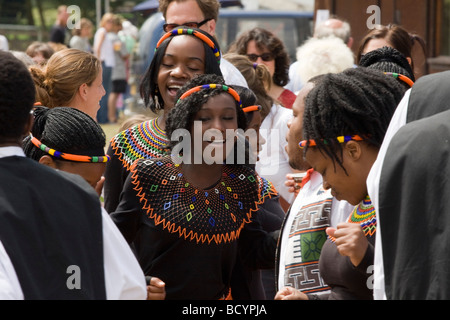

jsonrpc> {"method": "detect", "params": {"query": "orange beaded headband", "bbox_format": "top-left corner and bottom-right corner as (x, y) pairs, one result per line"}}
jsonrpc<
(384, 72), (414, 88)
(177, 84), (243, 108)
(155, 28), (221, 64)
(299, 135), (364, 149)
(30, 134), (110, 163)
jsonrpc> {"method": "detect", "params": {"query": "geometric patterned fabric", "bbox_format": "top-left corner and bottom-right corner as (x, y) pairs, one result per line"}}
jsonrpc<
(283, 187), (333, 294)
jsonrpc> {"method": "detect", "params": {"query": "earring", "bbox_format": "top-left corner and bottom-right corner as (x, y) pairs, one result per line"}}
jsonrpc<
(154, 95), (161, 110)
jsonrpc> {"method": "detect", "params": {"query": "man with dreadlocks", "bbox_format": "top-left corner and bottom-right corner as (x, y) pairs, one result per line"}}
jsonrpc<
(276, 67), (407, 300)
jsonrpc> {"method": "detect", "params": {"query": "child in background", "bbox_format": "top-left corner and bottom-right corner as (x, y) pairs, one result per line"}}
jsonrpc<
(108, 15), (130, 123)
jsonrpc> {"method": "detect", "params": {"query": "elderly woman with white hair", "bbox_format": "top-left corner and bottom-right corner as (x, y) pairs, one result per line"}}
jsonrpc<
(288, 36), (355, 93)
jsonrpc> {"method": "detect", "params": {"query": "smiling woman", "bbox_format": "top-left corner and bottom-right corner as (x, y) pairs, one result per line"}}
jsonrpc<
(29, 48), (104, 120)
(110, 73), (278, 300)
(103, 27), (223, 213)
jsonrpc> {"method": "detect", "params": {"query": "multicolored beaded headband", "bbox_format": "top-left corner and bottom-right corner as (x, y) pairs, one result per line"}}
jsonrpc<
(384, 72), (414, 88)
(299, 135), (364, 149)
(29, 134), (110, 163)
(177, 84), (243, 108)
(155, 28), (221, 64)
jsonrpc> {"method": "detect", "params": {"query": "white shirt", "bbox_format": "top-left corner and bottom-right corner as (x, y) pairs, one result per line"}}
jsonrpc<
(277, 170), (353, 290)
(0, 35), (8, 51)
(220, 57), (248, 88)
(285, 61), (303, 94)
(256, 104), (295, 204)
(94, 28), (115, 68)
(366, 89), (411, 300)
(0, 147), (147, 300)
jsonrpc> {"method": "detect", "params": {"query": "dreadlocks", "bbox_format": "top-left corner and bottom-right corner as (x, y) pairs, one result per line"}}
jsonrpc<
(359, 46), (415, 90)
(303, 67), (406, 171)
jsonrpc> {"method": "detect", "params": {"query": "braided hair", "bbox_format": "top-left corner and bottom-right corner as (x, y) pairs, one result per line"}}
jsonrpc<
(23, 106), (107, 161)
(303, 67), (406, 172)
(232, 85), (257, 125)
(359, 46), (415, 89)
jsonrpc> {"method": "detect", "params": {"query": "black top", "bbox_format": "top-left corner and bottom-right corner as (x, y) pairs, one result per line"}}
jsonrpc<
(380, 109), (450, 299)
(0, 156), (106, 299)
(111, 156), (278, 299)
(50, 24), (66, 44)
(379, 70), (450, 299)
(103, 119), (170, 213)
(318, 235), (375, 300)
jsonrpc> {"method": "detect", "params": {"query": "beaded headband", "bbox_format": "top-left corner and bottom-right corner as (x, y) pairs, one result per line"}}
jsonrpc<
(384, 72), (414, 88)
(29, 134), (110, 163)
(242, 105), (261, 113)
(299, 135), (364, 149)
(177, 84), (243, 108)
(155, 28), (221, 64)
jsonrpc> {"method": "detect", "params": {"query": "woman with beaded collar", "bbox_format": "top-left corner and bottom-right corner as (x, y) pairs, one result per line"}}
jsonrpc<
(103, 27), (223, 214)
(276, 67), (408, 300)
(110, 74), (277, 299)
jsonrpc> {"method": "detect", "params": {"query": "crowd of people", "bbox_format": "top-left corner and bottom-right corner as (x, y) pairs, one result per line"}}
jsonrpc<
(0, 0), (448, 301)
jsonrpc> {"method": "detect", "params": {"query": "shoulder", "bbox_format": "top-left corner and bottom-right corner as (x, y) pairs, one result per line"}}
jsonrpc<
(226, 165), (278, 199)
(393, 108), (450, 149)
(261, 104), (292, 129)
(220, 58), (249, 88)
(0, 157), (100, 206)
(131, 156), (177, 179)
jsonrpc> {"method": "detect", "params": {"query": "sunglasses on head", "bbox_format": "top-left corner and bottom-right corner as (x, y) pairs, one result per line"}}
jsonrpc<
(246, 53), (274, 62)
(163, 18), (212, 32)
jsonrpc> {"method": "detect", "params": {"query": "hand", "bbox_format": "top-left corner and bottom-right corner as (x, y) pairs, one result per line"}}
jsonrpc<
(326, 223), (368, 267)
(147, 277), (166, 300)
(285, 174), (300, 196)
(274, 287), (309, 300)
(95, 176), (105, 197)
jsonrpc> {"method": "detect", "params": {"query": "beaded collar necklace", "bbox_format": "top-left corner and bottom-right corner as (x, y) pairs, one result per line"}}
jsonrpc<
(328, 195), (376, 242)
(110, 117), (170, 171)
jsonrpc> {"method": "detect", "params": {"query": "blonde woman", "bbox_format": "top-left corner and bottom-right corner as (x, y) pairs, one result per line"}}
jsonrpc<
(30, 48), (105, 120)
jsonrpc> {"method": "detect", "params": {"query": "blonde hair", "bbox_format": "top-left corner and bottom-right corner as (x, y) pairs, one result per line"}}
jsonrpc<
(72, 18), (94, 36)
(223, 53), (273, 120)
(30, 48), (101, 108)
(100, 13), (115, 28)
